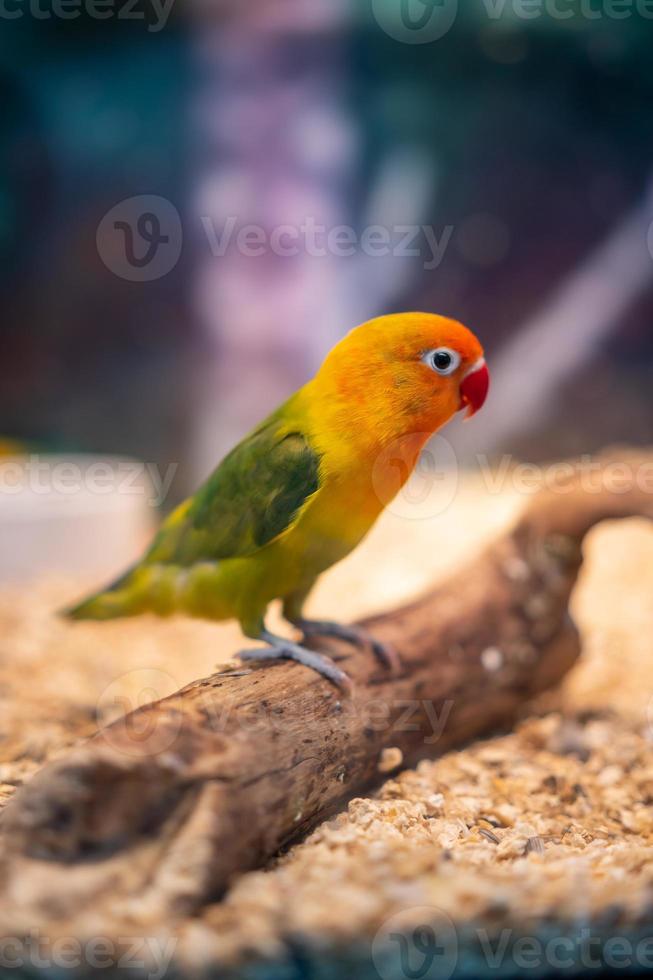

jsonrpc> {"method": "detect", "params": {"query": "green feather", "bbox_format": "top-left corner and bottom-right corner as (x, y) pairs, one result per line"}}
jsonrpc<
(65, 401), (322, 621)
(147, 411), (321, 566)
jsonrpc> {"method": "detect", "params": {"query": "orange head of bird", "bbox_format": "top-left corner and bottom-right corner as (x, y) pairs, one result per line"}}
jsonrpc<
(315, 312), (489, 446)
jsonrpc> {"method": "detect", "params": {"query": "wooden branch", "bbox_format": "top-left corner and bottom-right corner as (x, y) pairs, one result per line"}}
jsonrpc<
(1, 450), (651, 926)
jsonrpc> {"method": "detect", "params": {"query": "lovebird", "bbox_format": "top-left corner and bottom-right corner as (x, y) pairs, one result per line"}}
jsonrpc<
(67, 313), (489, 687)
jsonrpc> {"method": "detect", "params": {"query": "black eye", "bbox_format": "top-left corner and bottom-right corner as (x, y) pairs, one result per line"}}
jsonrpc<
(433, 351), (452, 371)
(424, 347), (461, 376)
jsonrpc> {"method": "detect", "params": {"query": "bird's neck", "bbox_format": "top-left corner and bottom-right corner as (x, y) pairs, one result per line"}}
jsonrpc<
(298, 379), (432, 482)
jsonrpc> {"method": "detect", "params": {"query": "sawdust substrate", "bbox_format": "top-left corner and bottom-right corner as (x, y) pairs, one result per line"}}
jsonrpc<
(1, 476), (652, 974)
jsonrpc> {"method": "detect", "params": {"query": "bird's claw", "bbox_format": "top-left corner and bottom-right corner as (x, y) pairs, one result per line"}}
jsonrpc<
(238, 639), (352, 691)
(369, 637), (402, 674)
(295, 619), (401, 675)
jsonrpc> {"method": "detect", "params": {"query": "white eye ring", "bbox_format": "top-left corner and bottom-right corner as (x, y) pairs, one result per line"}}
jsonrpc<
(423, 347), (461, 376)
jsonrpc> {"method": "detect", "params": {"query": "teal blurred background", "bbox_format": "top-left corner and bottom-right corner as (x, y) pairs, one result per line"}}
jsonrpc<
(1, 0), (652, 502)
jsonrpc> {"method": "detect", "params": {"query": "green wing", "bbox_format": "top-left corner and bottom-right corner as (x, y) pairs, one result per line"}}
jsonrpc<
(146, 413), (321, 566)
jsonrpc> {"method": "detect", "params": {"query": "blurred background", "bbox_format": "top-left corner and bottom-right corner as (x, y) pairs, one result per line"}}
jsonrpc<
(1, 0), (652, 577)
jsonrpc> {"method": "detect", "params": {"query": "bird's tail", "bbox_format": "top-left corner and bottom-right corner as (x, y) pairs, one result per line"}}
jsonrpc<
(63, 561), (184, 621)
(63, 566), (144, 621)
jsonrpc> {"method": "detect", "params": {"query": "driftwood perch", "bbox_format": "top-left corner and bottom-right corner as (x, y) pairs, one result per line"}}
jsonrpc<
(1, 451), (652, 926)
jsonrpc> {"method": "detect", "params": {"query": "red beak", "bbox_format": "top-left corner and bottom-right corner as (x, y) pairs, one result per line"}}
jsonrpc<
(460, 358), (490, 418)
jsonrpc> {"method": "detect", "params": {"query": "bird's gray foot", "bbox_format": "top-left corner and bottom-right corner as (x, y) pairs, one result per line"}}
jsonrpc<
(238, 629), (351, 691)
(293, 618), (401, 674)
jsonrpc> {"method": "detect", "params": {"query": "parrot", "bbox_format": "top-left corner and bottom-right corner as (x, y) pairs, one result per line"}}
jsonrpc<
(66, 313), (489, 688)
